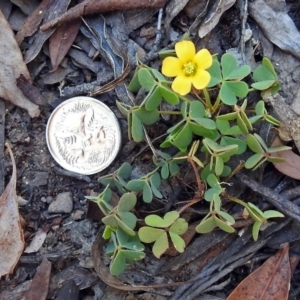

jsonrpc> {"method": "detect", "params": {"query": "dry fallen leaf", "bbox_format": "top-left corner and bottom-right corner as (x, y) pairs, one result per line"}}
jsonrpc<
(0, 143), (25, 278)
(271, 136), (300, 180)
(23, 258), (52, 300)
(49, 19), (82, 72)
(0, 10), (40, 118)
(228, 245), (291, 300)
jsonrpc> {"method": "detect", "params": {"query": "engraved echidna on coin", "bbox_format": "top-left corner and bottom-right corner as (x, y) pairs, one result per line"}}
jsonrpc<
(46, 97), (121, 175)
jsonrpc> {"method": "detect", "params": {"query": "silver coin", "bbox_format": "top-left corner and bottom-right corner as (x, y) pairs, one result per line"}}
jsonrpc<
(46, 96), (121, 175)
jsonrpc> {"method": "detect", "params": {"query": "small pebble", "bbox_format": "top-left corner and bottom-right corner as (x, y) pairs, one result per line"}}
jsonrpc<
(71, 210), (84, 221)
(41, 196), (47, 203)
(48, 192), (73, 214)
(46, 196), (53, 203)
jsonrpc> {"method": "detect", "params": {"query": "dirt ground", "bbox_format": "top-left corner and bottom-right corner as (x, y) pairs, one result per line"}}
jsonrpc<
(1, 0), (300, 299)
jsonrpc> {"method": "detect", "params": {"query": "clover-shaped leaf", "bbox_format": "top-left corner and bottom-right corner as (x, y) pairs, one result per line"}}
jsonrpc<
(153, 150), (181, 179)
(98, 162), (132, 194)
(127, 172), (162, 203)
(106, 228), (145, 275)
(102, 193), (137, 236)
(196, 215), (235, 234)
(138, 211), (188, 258)
(251, 57), (280, 93)
(208, 53), (250, 105)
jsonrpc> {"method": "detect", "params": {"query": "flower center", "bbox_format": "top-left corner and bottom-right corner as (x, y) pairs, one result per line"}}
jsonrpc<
(183, 61), (196, 76)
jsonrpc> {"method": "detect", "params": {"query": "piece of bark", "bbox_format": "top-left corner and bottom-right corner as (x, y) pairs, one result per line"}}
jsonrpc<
(0, 9), (40, 117)
(40, 0), (168, 31)
(16, 74), (48, 107)
(23, 258), (52, 300)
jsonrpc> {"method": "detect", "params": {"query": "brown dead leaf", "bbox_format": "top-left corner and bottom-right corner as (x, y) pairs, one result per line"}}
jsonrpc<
(40, 0), (168, 31)
(0, 143), (25, 278)
(0, 10), (40, 118)
(15, 0), (51, 45)
(271, 136), (300, 180)
(228, 245), (291, 300)
(23, 258), (52, 300)
(49, 19), (82, 72)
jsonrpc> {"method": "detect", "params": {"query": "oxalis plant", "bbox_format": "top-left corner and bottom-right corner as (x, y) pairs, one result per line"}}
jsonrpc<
(88, 40), (289, 275)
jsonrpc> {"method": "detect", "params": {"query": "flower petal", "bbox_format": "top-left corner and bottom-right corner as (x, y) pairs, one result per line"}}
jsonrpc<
(172, 75), (192, 95)
(175, 41), (195, 64)
(192, 69), (211, 90)
(193, 49), (213, 70)
(162, 57), (183, 77)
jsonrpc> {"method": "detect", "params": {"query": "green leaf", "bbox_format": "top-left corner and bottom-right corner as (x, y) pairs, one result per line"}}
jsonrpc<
(103, 226), (113, 239)
(263, 210), (284, 219)
(215, 156), (224, 176)
(189, 122), (220, 139)
(237, 113), (248, 134)
(159, 86), (179, 105)
(143, 182), (153, 203)
(161, 163), (170, 179)
(152, 232), (169, 258)
(121, 249), (145, 263)
(128, 70), (142, 92)
(207, 174), (222, 190)
(218, 211), (235, 224)
(204, 188), (222, 201)
(169, 232), (186, 253)
(253, 133), (269, 152)
(116, 227), (129, 246)
(245, 153), (264, 169)
(220, 82), (237, 105)
(225, 65), (251, 80)
(169, 218), (188, 235)
(116, 215), (136, 236)
(127, 179), (144, 192)
(131, 113), (144, 142)
(150, 181), (163, 198)
(118, 193), (137, 212)
(151, 69), (167, 81)
(150, 172), (161, 188)
(134, 107), (160, 125)
(247, 202), (265, 219)
(169, 162), (180, 176)
(246, 134), (264, 154)
(172, 123), (193, 151)
(102, 215), (118, 227)
(189, 101), (205, 118)
(207, 60), (222, 87)
(255, 100), (265, 116)
(144, 86), (162, 111)
(221, 53), (238, 79)
(226, 81), (249, 97)
(145, 211), (179, 227)
(118, 212), (137, 230)
(138, 227), (164, 243)
(138, 68), (156, 91)
(196, 216), (216, 233)
(117, 162), (132, 179)
(116, 100), (129, 117)
(110, 251), (126, 275)
(220, 136), (247, 154)
(253, 64), (276, 82)
(214, 216), (235, 233)
(252, 221), (262, 241)
(252, 81), (275, 90)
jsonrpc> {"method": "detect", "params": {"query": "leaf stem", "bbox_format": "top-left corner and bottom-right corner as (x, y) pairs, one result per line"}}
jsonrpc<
(202, 87), (213, 109)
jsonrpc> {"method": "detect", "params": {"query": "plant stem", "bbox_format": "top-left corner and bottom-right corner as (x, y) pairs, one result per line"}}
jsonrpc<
(158, 110), (182, 115)
(212, 94), (221, 113)
(202, 87), (212, 109)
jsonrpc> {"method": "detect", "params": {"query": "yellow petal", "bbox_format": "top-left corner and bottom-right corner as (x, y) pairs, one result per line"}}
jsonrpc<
(192, 69), (211, 90)
(175, 41), (195, 64)
(162, 57), (183, 77)
(193, 49), (213, 70)
(172, 75), (192, 95)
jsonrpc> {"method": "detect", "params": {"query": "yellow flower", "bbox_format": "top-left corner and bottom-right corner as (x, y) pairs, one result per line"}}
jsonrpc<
(162, 41), (213, 96)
